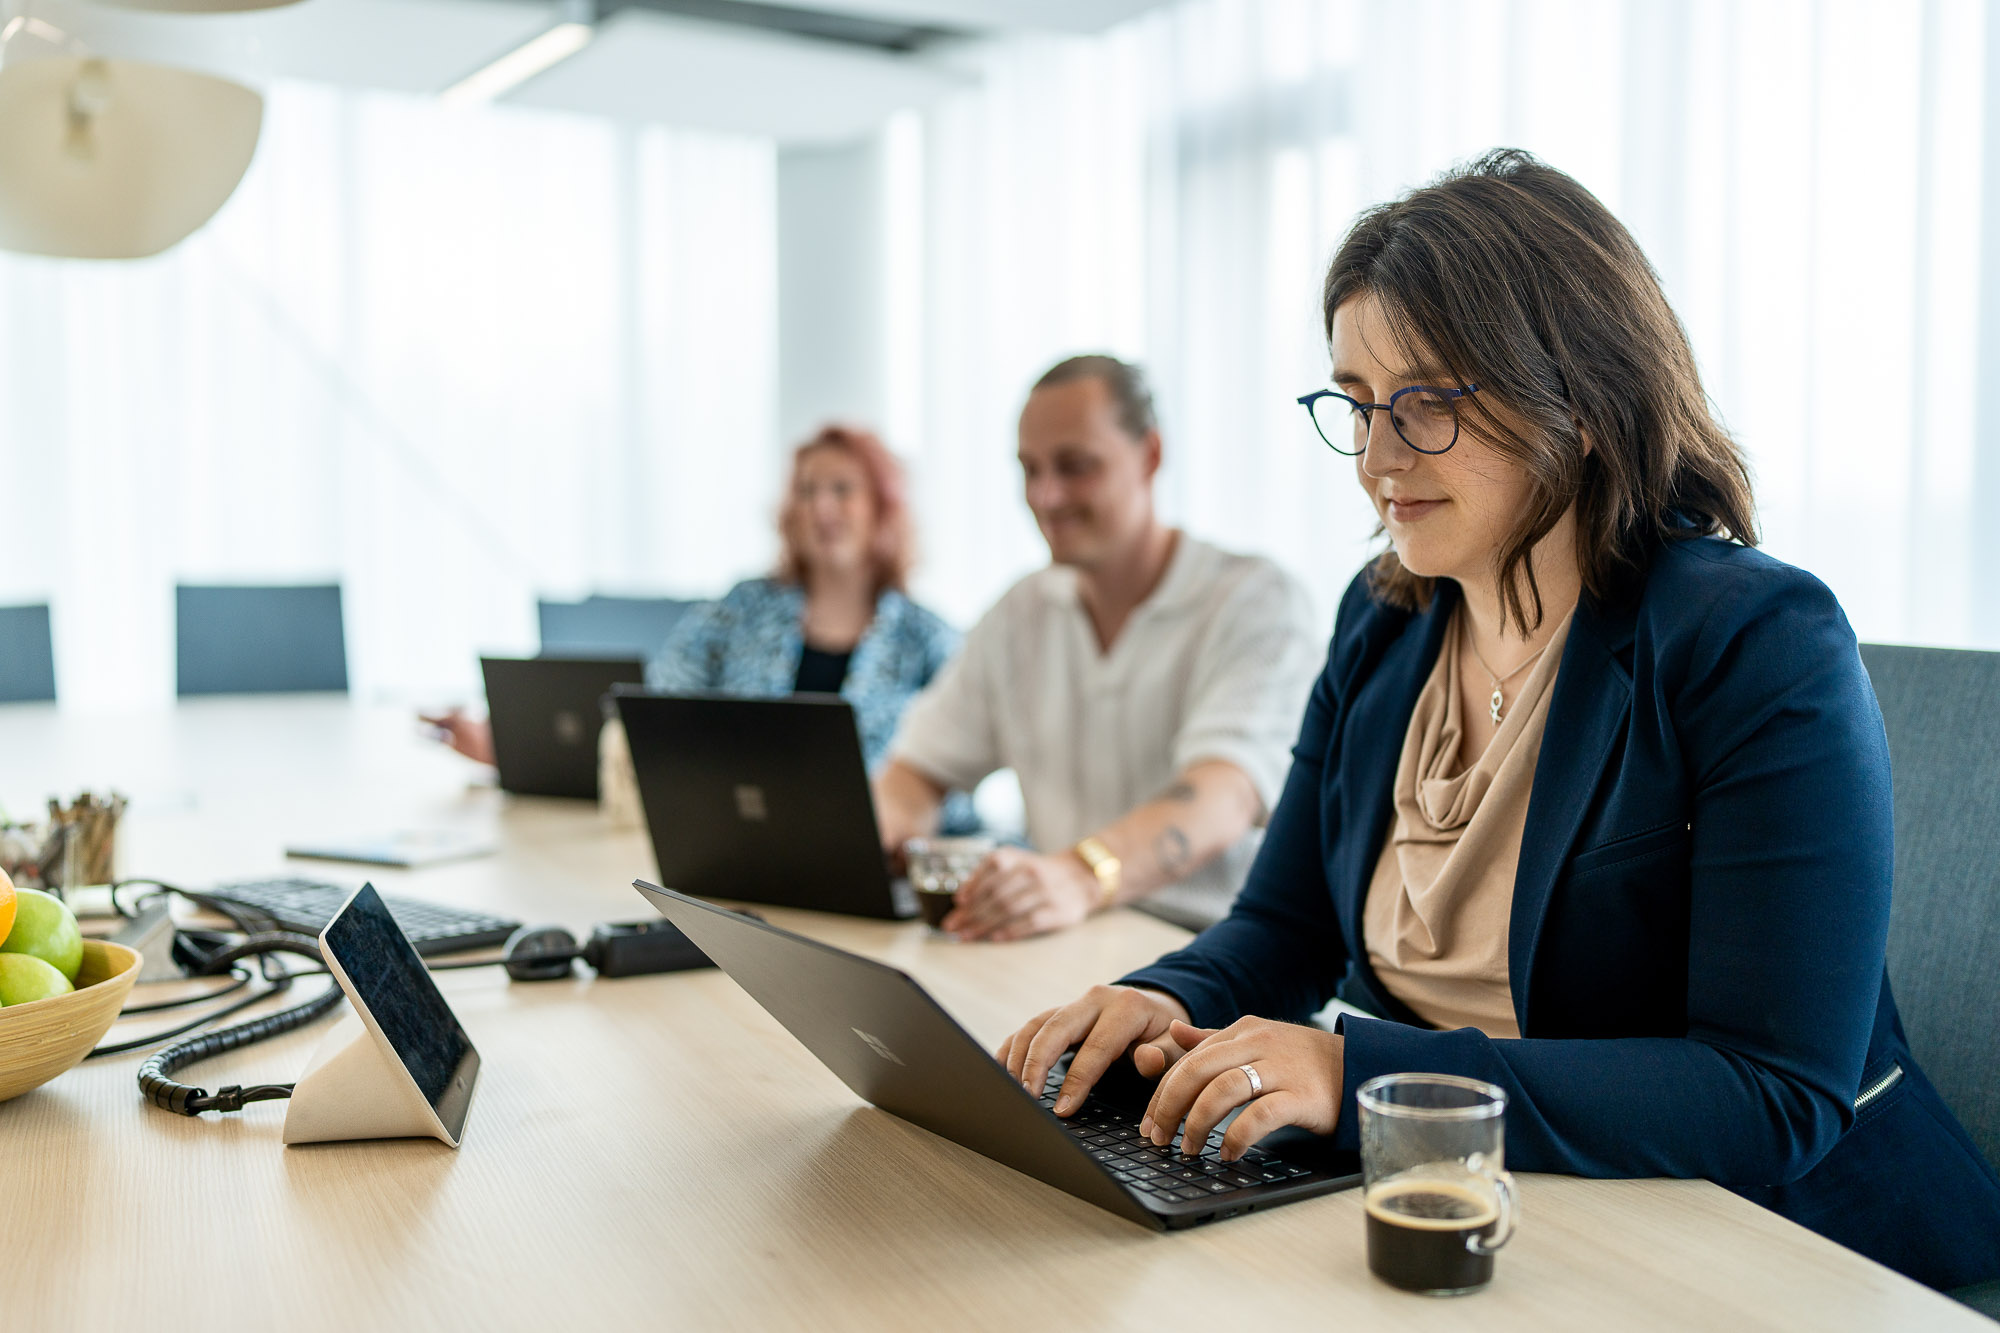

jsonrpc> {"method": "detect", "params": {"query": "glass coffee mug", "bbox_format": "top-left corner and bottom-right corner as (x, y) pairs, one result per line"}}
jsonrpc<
(903, 836), (995, 928)
(1356, 1073), (1518, 1296)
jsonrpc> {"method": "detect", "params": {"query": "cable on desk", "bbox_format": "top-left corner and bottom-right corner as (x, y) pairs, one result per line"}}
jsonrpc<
(90, 932), (323, 1058)
(129, 933), (347, 1116)
(107, 878), (185, 921)
(424, 954), (514, 972)
(96, 883), (304, 1029)
(115, 966), (253, 1015)
(91, 974), (279, 1056)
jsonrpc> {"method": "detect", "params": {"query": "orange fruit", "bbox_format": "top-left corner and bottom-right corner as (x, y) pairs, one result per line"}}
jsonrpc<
(0, 866), (14, 951)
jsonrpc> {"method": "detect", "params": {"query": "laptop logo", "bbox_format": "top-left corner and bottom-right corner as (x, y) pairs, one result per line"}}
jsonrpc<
(552, 710), (585, 745)
(733, 785), (768, 821)
(852, 1028), (905, 1066)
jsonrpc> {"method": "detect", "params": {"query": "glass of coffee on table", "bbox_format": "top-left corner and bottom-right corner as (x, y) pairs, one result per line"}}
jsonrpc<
(1357, 1073), (1518, 1296)
(903, 836), (995, 928)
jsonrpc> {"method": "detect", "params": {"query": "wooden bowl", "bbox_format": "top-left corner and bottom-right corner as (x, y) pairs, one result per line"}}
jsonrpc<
(0, 940), (141, 1102)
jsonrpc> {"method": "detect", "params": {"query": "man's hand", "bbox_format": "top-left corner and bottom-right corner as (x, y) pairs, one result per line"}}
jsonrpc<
(944, 847), (1098, 941)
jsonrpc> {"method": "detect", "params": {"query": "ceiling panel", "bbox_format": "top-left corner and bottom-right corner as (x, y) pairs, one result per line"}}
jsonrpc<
(26, 0), (556, 94)
(504, 9), (967, 142)
(16, 0), (1172, 144)
(754, 0), (1168, 35)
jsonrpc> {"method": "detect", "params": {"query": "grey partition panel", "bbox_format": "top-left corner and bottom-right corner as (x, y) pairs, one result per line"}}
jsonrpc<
(0, 604), (56, 703)
(537, 595), (695, 660)
(176, 584), (349, 696)
(1858, 642), (2000, 1173)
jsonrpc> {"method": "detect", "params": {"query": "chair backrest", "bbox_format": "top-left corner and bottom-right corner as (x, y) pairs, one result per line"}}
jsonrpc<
(537, 595), (695, 660)
(0, 603), (56, 703)
(176, 584), (348, 696)
(1859, 642), (2000, 1172)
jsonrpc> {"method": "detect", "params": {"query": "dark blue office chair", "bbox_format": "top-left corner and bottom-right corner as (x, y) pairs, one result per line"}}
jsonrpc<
(0, 603), (57, 703)
(176, 584), (349, 695)
(537, 595), (696, 660)
(1860, 642), (2000, 1318)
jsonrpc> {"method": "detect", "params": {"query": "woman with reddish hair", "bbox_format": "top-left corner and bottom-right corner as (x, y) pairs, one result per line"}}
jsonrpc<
(646, 424), (958, 775)
(429, 425), (958, 780)
(771, 425), (916, 601)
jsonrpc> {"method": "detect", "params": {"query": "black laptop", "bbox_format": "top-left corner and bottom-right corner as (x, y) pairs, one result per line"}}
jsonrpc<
(633, 881), (1362, 1229)
(480, 656), (646, 799)
(616, 692), (914, 919)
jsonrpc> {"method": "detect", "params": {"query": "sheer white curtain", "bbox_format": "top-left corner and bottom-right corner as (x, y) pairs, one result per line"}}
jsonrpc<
(0, 82), (778, 708)
(902, 0), (1997, 651)
(5, 3), (1988, 712)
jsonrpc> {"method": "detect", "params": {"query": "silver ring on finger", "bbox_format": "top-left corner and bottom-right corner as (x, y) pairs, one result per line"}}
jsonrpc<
(1239, 1063), (1263, 1097)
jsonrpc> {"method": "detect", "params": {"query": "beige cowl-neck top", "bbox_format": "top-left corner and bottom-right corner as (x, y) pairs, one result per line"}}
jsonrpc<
(1361, 606), (1573, 1038)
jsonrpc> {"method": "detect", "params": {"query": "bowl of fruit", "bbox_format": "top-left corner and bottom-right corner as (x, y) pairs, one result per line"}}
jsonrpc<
(0, 869), (140, 1102)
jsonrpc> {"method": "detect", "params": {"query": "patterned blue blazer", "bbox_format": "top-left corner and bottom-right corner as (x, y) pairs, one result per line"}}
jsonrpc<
(647, 578), (958, 775)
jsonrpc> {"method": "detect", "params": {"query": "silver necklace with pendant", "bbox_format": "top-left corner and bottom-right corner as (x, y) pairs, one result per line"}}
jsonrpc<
(1465, 621), (1551, 724)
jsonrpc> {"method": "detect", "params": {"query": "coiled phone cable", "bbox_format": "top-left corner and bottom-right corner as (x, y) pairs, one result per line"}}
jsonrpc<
(134, 932), (346, 1116)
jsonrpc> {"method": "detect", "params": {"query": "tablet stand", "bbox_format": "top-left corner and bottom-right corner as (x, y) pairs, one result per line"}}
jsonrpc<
(282, 1013), (451, 1145)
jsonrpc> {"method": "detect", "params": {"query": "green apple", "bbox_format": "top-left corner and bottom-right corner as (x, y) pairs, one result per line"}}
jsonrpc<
(0, 887), (83, 982)
(0, 951), (72, 1006)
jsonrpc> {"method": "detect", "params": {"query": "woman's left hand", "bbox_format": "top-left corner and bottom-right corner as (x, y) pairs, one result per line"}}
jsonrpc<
(1140, 1018), (1345, 1161)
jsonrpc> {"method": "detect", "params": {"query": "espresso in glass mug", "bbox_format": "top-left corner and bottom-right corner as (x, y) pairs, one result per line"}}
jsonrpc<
(904, 836), (995, 927)
(1357, 1073), (1518, 1296)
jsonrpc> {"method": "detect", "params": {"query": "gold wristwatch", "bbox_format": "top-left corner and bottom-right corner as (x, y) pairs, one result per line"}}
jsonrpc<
(1072, 836), (1122, 912)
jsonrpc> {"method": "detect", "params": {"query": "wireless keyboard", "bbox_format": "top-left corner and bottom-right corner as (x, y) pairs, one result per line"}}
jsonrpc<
(192, 877), (521, 956)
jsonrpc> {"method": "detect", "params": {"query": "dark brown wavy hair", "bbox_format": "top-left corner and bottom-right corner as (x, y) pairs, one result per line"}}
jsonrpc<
(1323, 148), (1757, 633)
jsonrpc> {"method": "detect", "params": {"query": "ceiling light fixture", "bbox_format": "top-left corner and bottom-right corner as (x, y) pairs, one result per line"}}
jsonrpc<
(0, 5), (263, 259)
(439, 5), (596, 108)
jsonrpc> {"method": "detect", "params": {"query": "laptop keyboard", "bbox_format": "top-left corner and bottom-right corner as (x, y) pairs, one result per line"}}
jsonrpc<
(193, 877), (521, 956)
(1038, 1069), (1313, 1205)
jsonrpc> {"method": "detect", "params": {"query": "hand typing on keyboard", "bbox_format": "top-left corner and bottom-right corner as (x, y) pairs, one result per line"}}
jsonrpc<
(1138, 1018), (1345, 1162)
(999, 983), (1195, 1117)
(1035, 1068), (1315, 1201)
(999, 984), (1347, 1163)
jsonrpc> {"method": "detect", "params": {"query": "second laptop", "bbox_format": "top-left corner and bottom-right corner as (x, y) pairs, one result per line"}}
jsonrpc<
(615, 691), (916, 919)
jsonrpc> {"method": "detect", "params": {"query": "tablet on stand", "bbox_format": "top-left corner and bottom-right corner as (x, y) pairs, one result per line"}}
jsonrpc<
(283, 883), (481, 1147)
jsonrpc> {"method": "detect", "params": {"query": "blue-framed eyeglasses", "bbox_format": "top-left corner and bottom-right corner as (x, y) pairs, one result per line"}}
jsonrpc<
(1296, 383), (1481, 456)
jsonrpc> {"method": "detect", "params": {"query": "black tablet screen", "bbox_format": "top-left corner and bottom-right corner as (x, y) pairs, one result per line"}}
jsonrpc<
(322, 884), (480, 1139)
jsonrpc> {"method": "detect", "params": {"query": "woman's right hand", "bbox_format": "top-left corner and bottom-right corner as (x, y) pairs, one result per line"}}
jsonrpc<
(997, 985), (1196, 1117)
(418, 710), (496, 766)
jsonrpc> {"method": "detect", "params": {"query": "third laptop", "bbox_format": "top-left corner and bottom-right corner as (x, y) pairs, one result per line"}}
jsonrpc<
(615, 691), (915, 919)
(481, 655), (646, 800)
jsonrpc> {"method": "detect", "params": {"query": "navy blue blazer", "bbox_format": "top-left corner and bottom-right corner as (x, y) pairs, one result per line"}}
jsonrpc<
(1122, 537), (2000, 1289)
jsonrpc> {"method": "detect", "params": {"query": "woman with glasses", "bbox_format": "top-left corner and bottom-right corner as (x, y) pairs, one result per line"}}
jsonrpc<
(1001, 150), (2000, 1292)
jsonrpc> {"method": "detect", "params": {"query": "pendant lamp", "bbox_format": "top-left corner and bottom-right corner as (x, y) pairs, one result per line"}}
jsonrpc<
(0, 14), (262, 259)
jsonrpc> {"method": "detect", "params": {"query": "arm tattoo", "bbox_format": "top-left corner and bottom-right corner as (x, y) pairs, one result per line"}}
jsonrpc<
(1154, 825), (1194, 880)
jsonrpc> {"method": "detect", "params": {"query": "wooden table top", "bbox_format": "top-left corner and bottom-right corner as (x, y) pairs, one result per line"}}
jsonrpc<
(0, 697), (1981, 1331)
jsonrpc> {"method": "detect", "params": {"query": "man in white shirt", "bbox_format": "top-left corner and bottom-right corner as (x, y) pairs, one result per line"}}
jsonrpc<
(874, 355), (1319, 940)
